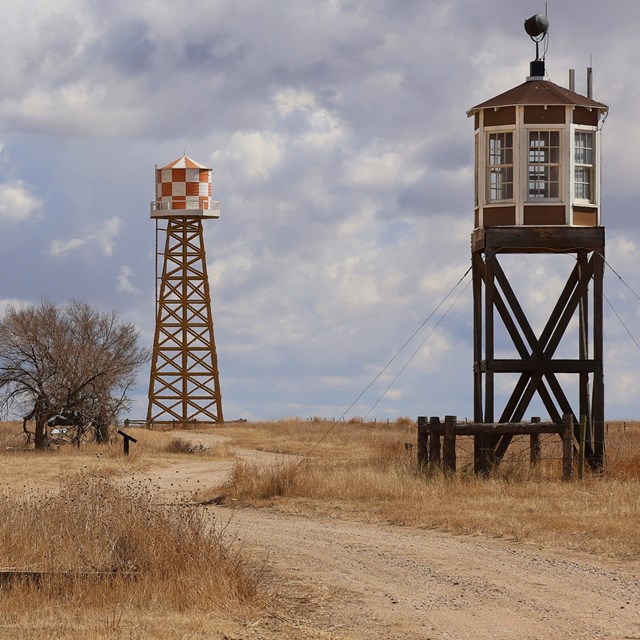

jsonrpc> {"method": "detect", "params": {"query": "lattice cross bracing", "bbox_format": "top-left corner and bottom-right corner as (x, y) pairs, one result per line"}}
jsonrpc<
(147, 217), (223, 423)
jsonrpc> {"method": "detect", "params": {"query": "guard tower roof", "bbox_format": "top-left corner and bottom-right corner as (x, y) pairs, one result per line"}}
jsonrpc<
(467, 79), (608, 117)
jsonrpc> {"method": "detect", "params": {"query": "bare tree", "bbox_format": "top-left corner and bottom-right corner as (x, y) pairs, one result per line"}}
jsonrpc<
(0, 300), (149, 449)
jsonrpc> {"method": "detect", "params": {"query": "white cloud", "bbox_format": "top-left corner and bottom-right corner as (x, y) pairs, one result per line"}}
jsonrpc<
(345, 149), (403, 188)
(0, 180), (41, 221)
(273, 87), (347, 151)
(49, 216), (122, 257)
(1, 0), (640, 423)
(213, 130), (285, 180)
(605, 369), (640, 408)
(117, 265), (139, 294)
(0, 298), (32, 315)
(49, 237), (86, 256)
(99, 217), (122, 255)
(274, 88), (316, 116)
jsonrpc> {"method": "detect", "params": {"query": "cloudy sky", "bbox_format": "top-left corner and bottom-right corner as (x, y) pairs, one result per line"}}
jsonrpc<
(1, 0), (640, 422)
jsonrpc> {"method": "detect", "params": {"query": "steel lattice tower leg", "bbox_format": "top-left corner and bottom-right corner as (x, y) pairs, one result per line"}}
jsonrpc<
(147, 217), (223, 424)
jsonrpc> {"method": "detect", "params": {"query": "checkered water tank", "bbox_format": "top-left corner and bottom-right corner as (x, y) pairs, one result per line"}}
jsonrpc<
(150, 155), (220, 218)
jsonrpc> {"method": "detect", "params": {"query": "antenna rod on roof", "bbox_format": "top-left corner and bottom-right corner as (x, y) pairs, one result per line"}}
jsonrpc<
(569, 68), (575, 92)
(587, 59), (593, 99)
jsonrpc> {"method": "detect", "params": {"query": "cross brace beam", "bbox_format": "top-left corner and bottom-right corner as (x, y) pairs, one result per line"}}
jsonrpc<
(472, 226), (605, 471)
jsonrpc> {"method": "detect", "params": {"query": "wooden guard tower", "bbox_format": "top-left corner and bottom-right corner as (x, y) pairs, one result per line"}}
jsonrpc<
(147, 155), (223, 425)
(468, 16), (609, 470)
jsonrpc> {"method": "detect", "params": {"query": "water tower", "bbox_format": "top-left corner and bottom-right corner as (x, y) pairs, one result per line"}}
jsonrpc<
(146, 155), (224, 425)
(467, 15), (608, 469)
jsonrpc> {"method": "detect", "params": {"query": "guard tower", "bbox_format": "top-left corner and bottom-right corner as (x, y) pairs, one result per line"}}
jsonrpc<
(468, 15), (608, 469)
(147, 155), (224, 425)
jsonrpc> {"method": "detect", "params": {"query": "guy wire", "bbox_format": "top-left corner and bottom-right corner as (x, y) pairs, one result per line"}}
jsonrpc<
(299, 264), (473, 462)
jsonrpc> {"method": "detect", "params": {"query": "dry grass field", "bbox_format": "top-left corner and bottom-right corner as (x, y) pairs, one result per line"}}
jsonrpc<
(0, 422), (260, 640)
(0, 477), (260, 639)
(0, 417), (638, 639)
(0, 422), (233, 491)
(206, 417), (640, 560)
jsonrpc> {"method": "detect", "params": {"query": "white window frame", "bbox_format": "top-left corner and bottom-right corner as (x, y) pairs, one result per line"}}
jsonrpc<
(573, 128), (596, 205)
(525, 129), (563, 202)
(486, 129), (515, 203)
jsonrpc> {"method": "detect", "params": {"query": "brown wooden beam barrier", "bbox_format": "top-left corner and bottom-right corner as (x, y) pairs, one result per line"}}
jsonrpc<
(443, 415), (456, 474)
(417, 416), (429, 469)
(416, 415), (573, 476)
(562, 414), (574, 481)
(530, 417), (541, 466)
(428, 416), (442, 467)
(483, 359), (599, 373)
(427, 421), (561, 436)
(592, 249), (605, 470)
(472, 253), (484, 422)
(472, 226), (605, 254)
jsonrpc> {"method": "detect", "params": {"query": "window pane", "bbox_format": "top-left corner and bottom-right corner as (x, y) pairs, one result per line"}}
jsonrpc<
(474, 134), (478, 207)
(528, 130), (561, 200)
(504, 147), (513, 164)
(490, 167), (513, 200)
(574, 131), (595, 202)
(487, 132), (514, 202)
(575, 166), (592, 200)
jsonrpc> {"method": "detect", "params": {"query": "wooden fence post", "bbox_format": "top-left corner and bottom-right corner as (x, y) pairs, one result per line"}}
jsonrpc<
(443, 415), (457, 474)
(428, 416), (442, 467)
(578, 415), (587, 480)
(530, 416), (541, 466)
(417, 417), (429, 469)
(562, 414), (573, 481)
(117, 430), (138, 456)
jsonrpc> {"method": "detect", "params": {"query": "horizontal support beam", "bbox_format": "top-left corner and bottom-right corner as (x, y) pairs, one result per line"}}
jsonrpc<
(475, 359), (601, 373)
(472, 226), (605, 254)
(428, 421), (563, 436)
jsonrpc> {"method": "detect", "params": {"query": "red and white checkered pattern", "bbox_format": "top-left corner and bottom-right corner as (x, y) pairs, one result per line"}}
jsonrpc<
(154, 155), (213, 210)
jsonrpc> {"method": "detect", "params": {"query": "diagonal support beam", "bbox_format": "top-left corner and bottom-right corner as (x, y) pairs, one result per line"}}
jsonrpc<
(471, 226), (604, 470)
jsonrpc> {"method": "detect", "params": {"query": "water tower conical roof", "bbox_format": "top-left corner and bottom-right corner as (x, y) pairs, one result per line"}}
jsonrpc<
(159, 155), (210, 170)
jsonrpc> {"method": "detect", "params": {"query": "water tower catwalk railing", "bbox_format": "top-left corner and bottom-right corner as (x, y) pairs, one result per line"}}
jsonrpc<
(150, 200), (220, 214)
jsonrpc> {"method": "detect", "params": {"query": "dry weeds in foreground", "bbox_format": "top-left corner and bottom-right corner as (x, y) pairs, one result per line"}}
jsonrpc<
(0, 421), (347, 639)
(0, 475), (262, 639)
(207, 418), (640, 560)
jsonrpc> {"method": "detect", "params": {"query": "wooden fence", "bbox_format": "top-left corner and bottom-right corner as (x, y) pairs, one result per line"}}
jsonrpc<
(417, 414), (574, 480)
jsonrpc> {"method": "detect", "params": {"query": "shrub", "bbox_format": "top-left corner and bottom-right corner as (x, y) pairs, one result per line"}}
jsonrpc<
(0, 475), (260, 610)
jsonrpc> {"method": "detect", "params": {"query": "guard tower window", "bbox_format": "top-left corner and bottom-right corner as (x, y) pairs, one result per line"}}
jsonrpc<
(487, 132), (514, 201)
(528, 131), (560, 199)
(574, 131), (594, 202)
(474, 133), (479, 206)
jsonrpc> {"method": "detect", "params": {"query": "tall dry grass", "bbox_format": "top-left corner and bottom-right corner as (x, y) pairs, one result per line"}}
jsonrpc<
(0, 474), (262, 638)
(221, 416), (414, 461)
(207, 418), (640, 560)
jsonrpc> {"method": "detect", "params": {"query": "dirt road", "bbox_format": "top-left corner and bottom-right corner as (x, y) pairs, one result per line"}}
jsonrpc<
(219, 507), (640, 640)
(136, 432), (640, 640)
